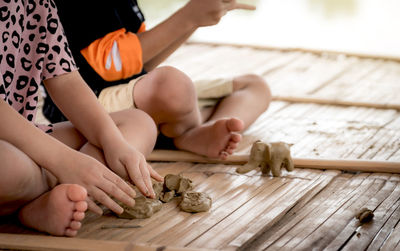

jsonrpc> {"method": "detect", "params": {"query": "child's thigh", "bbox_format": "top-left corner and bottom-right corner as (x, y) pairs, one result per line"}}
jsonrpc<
(109, 108), (158, 155)
(49, 121), (87, 150)
(0, 140), (51, 207)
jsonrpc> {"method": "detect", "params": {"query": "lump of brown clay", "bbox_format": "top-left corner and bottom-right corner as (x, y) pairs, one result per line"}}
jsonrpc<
(164, 174), (193, 193)
(236, 140), (294, 177)
(153, 181), (164, 200)
(117, 196), (162, 219)
(356, 208), (374, 224)
(179, 191), (212, 213)
(177, 176), (193, 193)
(159, 190), (175, 203)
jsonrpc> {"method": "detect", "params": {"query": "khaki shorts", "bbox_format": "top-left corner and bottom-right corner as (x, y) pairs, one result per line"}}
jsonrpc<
(98, 76), (233, 113)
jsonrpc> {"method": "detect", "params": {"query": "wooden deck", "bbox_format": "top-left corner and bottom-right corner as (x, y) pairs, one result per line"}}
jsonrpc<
(1, 42), (400, 250)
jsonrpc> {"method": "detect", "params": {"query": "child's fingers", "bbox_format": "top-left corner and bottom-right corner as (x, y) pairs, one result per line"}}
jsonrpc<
(127, 161), (150, 197)
(105, 170), (136, 199)
(148, 163), (164, 182)
(89, 186), (125, 214)
(86, 197), (103, 215)
(102, 174), (136, 208)
(139, 161), (155, 198)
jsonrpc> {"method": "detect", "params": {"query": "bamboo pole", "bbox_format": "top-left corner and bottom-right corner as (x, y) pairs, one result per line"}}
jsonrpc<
(271, 95), (400, 110)
(148, 150), (400, 174)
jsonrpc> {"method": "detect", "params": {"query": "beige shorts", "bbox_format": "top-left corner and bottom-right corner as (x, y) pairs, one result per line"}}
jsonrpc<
(98, 76), (233, 113)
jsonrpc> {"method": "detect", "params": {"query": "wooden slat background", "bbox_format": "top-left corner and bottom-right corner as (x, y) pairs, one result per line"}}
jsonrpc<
(1, 43), (400, 250)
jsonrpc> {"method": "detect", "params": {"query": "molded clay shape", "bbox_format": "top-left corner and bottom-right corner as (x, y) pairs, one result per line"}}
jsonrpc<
(179, 191), (212, 213)
(117, 196), (162, 219)
(153, 181), (164, 200)
(164, 174), (193, 193)
(263, 141), (294, 177)
(237, 140), (270, 174)
(236, 140), (294, 177)
(159, 190), (175, 203)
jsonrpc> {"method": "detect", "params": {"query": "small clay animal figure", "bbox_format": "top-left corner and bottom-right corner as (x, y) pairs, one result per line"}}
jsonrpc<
(263, 142), (294, 177)
(179, 191), (212, 213)
(237, 140), (269, 174)
(236, 140), (294, 177)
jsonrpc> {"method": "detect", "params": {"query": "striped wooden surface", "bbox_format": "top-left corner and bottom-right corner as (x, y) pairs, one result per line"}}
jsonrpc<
(1, 43), (400, 250)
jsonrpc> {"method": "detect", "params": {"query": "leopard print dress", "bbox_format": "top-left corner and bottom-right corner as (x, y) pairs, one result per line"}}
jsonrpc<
(0, 0), (76, 132)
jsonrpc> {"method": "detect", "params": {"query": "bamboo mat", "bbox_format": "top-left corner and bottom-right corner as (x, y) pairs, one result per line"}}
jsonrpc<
(1, 43), (400, 250)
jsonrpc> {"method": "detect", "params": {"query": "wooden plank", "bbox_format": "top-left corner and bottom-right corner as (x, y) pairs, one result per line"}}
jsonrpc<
(341, 182), (400, 250)
(166, 174), (292, 247)
(0, 233), (206, 251)
(231, 170), (340, 250)
(262, 173), (371, 250)
(325, 181), (400, 250)
(187, 170), (326, 249)
(295, 174), (394, 250)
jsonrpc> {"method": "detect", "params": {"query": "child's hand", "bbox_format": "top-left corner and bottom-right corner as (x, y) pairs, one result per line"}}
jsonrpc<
(185, 0), (256, 27)
(103, 139), (163, 198)
(54, 150), (137, 215)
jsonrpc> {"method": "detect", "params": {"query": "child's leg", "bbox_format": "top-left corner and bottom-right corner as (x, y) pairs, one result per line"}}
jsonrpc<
(203, 74), (271, 128)
(173, 74), (271, 159)
(49, 108), (158, 187)
(0, 140), (87, 237)
(133, 66), (247, 158)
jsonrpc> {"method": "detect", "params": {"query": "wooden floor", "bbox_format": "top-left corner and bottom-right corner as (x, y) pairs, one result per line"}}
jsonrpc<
(1, 43), (400, 250)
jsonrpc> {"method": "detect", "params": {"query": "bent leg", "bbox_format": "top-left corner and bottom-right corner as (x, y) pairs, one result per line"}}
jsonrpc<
(0, 140), (87, 237)
(174, 74), (271, 159)
(204, 74), (271, 128)
(133, 66), (201, 138)
(50, 108), (158, 181)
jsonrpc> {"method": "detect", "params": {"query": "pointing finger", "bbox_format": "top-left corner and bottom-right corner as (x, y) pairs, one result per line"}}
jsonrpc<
(230, 3), (256, 11)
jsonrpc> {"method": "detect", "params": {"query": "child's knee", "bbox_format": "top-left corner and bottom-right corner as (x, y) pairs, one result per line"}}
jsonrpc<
(234, 74), (271, 102)
(115, 108), (158, 141)
(150, 66), (197, 115)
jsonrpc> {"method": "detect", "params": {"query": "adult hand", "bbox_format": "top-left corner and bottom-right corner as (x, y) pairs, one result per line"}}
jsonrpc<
(184, 0), (256, 27)
(103, 139), (163, 199)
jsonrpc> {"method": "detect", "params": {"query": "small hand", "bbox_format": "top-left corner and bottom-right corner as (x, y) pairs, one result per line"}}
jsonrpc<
(104, 140), (163, 198)
(185, 0), (256, 27)
(55, 150), (137, 215)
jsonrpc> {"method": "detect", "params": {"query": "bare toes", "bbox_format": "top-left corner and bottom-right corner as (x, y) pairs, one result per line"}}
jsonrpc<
(75, 201), (88, 212)
(231, 133), (242, 143)
(73, 211), (85, 221)
(69, 221), (82, 230)
(65, 229), (78, 237)
(67, 184), (88, 202)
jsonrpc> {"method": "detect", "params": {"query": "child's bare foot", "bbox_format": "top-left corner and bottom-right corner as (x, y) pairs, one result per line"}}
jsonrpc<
(18, 184), (88, 237)
(174, 118), (244, 159)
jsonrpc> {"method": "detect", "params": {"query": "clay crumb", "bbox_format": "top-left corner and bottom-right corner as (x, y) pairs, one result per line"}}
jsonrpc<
(356, 208), (374, 224)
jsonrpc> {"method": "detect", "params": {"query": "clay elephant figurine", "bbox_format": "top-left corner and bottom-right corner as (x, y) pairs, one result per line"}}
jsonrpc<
(236, 140), (294, 177)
